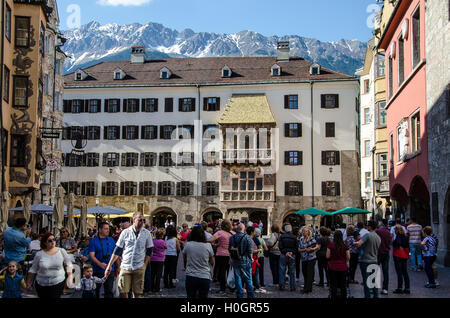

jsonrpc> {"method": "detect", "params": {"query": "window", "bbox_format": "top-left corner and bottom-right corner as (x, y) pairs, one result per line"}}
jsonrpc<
(68, 182), (80, 195)
(398, 36), (405, 85)
(5, 4), (11, 41)
(364, 80), (370, 94)
(321, 151), (340, 165)
(411, 112), (421, 153)
(179, 98), (195, 112)
(165, 98), (173, 112)
(202, 182), (219, 196)
(377, 153), (388, 178)
(412, 7), (421, 68)
(89, 100), (100, 113)
(161, 71), (168, 79)
(177, 152), (194, 166)
(271, 65), (280, 76)
(159, 181), (173, 196)
(364, 108), (371, 124)
(102, 182), (118, 196)
(86, 153), (99, 167)
(10, 135), (26, 167)
(285, 151), (302, 166)
(141, 126), (157, 140)
(124, 99), (139, 112)
(76, 73), (82, 81)
(121, 182), (137, 196)
(203, 125), (218, 139)
(122, 153), (139, 167)
(232, 178), (239, 190)
(388, 56), (393, 99)
(103, 153), (119, 167)
(123, 126), (138, 140)
(325, 122), (335, 137)
(140, 182), (155, 196)
(377, 102), (387, 127)
(177, 181), (193, 196)
(142, 98), (158, 112)
(114, 72), (121, 80)
(322, 181), (341, 196)
(159, 152), (174, 166)
(105, 99), (120, 113)
(377, 54), (385, 77)
(178, 125), (194, 139)
(3, 66), (10, 103)
(84, 182), (97, 196)
(13, 76), (28, 107)
(161, 125), (175, 140)
(71, 100), (83, 113)
(237, 171), (262, 191)
(104, 126), (120, 140)
(321, 94), (339, 108)
(203, 97), (220, 111)
(284, 95), (298, 109)
(141, 153), (157, 167)
(203, 151), (219, 166)
(364, 140), (371, 157)
(365, 172), (372, 190)
(15, 17), (30, 47)
(390, 133), (394, 169)
(284, 123), (302, 137)
(87, 126), (100, 140)
(222, 69), (230, 77)
(285, 181), (303, 196)
(63, 153), (84, 167)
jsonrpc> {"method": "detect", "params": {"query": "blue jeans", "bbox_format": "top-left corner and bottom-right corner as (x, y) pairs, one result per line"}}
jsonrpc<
(409, 243), (423, 270)
(279, 254), (296, 288)
(377, 253), (389, 291)
(268, 254), (280, 284)
(360, 262), (379, 298)
(233, 263), (255, 298)
(423, 256), (436, 285)
(253, 264), (260, 289)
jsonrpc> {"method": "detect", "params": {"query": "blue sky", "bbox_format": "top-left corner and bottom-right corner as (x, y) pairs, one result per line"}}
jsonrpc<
(58, 0), (382, 42)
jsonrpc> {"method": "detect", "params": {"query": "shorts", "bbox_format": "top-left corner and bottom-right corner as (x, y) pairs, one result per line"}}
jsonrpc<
(118, 265), (147, 295)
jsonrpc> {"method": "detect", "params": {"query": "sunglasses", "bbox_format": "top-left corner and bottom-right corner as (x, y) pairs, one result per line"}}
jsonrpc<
(47, 239), (55, 243)
(138, 219), (146, 223)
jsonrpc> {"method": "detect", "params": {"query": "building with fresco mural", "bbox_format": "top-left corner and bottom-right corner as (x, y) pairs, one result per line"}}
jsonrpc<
(61, 42), (361, 233)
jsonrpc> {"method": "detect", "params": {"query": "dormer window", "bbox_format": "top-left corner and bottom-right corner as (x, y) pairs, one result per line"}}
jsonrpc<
(115, 72), (121, 80)
(271, 64), (281, 76)
(222, 66), (232, 78)
(74, 69), (88, 81)
(310, 63), (321, 75)
(114, 68), (125, 80)
(76, 73), (82, 80)
(160, 67), (171, 79)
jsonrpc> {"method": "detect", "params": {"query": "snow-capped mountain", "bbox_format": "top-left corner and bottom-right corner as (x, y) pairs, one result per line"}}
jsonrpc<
(62, 21), (366, 76)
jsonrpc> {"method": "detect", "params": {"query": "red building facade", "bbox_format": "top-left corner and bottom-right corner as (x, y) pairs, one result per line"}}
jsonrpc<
(378, 0), (430, 226)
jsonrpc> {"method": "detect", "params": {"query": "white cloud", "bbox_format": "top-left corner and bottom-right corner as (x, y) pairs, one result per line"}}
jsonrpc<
(97, 0), (152, 6)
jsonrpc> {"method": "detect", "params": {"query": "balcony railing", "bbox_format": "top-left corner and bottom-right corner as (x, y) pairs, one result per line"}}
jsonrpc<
(222, 149), (273, 164)
(221, 190), (274, 202)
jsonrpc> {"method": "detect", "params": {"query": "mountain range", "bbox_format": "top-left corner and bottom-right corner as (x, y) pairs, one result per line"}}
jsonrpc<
(62, 21), (366, 76)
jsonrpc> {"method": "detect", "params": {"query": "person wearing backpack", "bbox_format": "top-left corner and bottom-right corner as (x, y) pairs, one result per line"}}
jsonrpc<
(228, 223), (255, 298)
(278, 224), (298, 292)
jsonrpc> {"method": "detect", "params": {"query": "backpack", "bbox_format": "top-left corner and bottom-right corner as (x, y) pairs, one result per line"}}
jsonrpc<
(229, 234), (245, 260)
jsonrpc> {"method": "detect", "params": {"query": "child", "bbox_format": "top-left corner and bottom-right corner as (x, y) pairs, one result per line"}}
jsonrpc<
(150, 229), (167, 293)
(75, 264), (106, 298)
(0, 261), (26, 298)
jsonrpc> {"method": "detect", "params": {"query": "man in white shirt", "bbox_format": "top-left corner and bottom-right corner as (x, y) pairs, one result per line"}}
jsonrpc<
(105, 212), (153, 298)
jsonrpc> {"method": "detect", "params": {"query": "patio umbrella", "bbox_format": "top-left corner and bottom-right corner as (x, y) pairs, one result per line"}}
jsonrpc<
(332, 207), (372, 215)
(87, 205), (129, 215)
(79, 197), (88, 238)
(0, 191), (11, 232)
(9, 204), (79, 215)
(23, 195), (31, 224)
(53, 184), (66, 235)
(295, 208), (333, 228)
(66, 192), (76, 236)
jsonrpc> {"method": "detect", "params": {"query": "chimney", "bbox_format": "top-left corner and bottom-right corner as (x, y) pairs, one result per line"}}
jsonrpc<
(131, 46), (145, 64)
(277, 41), (290, 62)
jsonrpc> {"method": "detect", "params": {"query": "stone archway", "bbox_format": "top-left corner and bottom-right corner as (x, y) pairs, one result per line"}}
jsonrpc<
(202, 208), (223, 223)
(391, 184), (408, 222)
(151, 207), (177, 228)
(409, 176), (431, 226)
(282, 210), (305, 228)
(249, 210), (268, 235)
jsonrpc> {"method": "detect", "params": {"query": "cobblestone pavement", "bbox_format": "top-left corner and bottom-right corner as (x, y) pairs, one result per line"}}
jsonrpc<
(10, 255), (450, 299)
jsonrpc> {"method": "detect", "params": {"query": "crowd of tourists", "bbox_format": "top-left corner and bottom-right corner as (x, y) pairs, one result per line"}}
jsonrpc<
(0, 213), (440, 299)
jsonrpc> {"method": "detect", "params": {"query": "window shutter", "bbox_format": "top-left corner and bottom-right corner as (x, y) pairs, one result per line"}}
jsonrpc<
(141, 99), (146, 112)
(83, 126), (88, 139)
(336, 182), (341, 196)
(63, 100), (72, 113)
(141, 126), (146, 140)
(139, 182), (144, 196)
(216, 98), (220, 111)
(115, 126), (121, 139)
(95, 127), (100, 140)
(321, 95), (325, 108)
(160, 126), (165, 140)
(83, 100), (89, 112)
(214, 182), (219, 196)
(299, 152), (303, 165)
(189, 182), (194, 196)
(122, 126), (127, 140)
(102, 153), (107, 166)
(178, 98), (183, 112)
(94, 182), (98, 196)
(113, 182), (118, 196)
(104, 99), (109, 112)
(299, 182), (303, 196)
(299, 123), (302, 137)
(322, 182), (327, 196)
(151, 182), (156, 195)
(136, 99), (140, 112)
(176, 182), (181, 196)
(121, 153), (126, 166)
(159, 153), (163, 166)
(191, 98), (196, 112)
(335, 151), (340, 165)
(157, 182), (162, 195)
(165, 98), (173, 112)
(203, 97), (208, 111)
(140, 153), (145, 166)
(134, 153), (139, 166)
(284, 123), (289, 137)
(154, 99), (158, 112)
(103, 126), (108, 140)
(322, 152), (326, 165)
(133, 182), (137, 195)
(284, 95), (289, 109)
(151, 153), (157, 166)
(285, 182), (289, 196)
(169, 182), (175, 195)
(81, 154), (87, 167)
(122, 99), (127, 112)
(101, 182), (106, 195)
(134, 126), (139, 139)
(152, 126), (157, 140)
(335, 95), (339, 108)
(81, 182), (86, 196)
(120, 182), (124, 195)
(284, 151), (289, 165)
(202, 182), (206, 195)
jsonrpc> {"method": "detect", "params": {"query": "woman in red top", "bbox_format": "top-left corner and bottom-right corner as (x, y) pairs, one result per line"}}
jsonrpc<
(178, 223), (191, 270)
(326, 230), (350, 299)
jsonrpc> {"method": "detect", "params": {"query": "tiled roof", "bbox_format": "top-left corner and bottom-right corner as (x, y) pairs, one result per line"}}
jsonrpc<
(64, 56), (356, 87)
(218, 94), (276, 125)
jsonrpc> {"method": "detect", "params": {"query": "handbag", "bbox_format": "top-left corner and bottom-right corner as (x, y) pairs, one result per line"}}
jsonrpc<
(227, 266), (235, 289)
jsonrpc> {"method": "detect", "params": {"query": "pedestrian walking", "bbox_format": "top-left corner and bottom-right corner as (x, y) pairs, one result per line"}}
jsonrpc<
(0, 261), (26, 298)
(278, 224), (298, 292)
(228, 223), (255, 298)
(104, 212), (154, 298)
(88, 222), (117, 298)
(298, 227), (319, 294)
(255, 228), (267, 289)
(75, 264), (106, 298)
(3, 218), (31, 267)
(392, 225), (410, 294)
(376, 219), (391, 295)
(326, 230), (350, 299)
(345, 225), (359, 284)
(407, 217), (423, 271)
(316, 227), (331, 287)
(183, 226), (214, 299)
(421, 226), (438, 288)
(355, 220), (381, 298)
(267, 224), (281, 286)
(164, 225), (180, 289)
(26, 232), (73, 298)
(150, 228), (167, 293)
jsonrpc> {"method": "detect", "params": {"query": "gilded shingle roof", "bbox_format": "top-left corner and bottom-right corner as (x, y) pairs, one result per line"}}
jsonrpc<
(218, 94), (276, 125)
